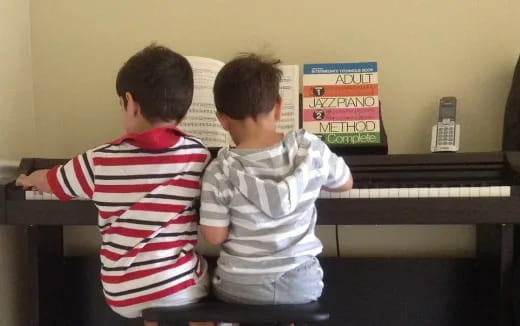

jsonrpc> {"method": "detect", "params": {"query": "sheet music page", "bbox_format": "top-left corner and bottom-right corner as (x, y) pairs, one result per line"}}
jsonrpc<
(181, 59), (300, 146)
(179, 56), (230, 147)
(277, 64), (300, 134)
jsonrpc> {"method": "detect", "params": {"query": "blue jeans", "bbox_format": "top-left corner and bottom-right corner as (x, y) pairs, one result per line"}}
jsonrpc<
(212, 257), (323, 305)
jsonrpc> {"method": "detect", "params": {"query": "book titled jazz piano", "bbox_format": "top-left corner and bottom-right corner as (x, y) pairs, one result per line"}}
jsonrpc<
(302, 62), (381, 146)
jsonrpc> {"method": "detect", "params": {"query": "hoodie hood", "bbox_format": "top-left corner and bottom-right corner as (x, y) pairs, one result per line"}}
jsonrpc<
(217, 130), (316, 219)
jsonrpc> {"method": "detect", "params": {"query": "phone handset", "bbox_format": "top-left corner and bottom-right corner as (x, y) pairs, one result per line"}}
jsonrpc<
(431, 97), (460, 152)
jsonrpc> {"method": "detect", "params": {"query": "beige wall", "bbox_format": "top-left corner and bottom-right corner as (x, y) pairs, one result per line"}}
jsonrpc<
(1, 0), (36, 158)
(29, 0), (520, 156)
(0, 0), (35, 325)
(25, 1), (520, 255)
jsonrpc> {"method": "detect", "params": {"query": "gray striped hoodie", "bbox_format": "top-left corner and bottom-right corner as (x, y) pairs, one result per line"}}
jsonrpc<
(200, 130), (350, 284)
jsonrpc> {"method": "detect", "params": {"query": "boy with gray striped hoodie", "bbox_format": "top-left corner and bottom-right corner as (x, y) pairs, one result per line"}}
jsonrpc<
(199, 54), (353, 305)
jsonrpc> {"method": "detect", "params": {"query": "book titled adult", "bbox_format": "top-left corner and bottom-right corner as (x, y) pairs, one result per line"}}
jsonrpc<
(302, 62), (381, 147)
(179, 56), (300, 147)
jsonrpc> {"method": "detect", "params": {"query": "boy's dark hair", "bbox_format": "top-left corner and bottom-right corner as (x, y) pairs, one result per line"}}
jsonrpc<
(116, 44), (193, 122)
(213, 54), (282, 119)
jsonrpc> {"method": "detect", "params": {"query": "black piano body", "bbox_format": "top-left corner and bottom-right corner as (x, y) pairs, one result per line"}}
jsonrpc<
(2, 151), (520, 326)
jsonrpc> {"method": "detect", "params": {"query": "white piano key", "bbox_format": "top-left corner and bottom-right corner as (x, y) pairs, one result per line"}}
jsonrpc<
(331, 191), (341, 199)
(349, 189), (360, 199)
(418, 188), (429, 198)
(379, 188), (389, 198)
(448, 187), (460, 197)
(368, 188), (380, 199)
(459, 187), (470, 197)
(319, 190), (327, 198)
(469, 187), (480, 197)
(388, 188), (399, 198)
(42, 193), (53, 200)
(358, 188), (369, 198)
(408, 188), (419, 198)
(320, 190), (331, 199)
(479, 186), (491, 197)
(339, 191), (349, 199)
(428, 187), (439, 198)
(398, 188), (409, 198)
(29, 191), (42, 200)
(500, 186), (511, 197)
(438, 187), (450, 198)
(489, 186), (501, 197)
(25, 191), (34, 200)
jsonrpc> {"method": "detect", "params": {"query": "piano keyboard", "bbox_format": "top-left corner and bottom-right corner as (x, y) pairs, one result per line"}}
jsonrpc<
(320, 186), (512, 199)
(24, 191), (87, 200)
(24, 186), (512, 200)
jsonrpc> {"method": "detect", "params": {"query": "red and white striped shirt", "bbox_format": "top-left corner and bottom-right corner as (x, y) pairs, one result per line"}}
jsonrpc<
(47, 126), (210, 315)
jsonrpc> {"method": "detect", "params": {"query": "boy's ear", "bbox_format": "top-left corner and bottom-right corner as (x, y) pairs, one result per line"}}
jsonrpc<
(216, 112), (230, 131)
(125, 92), (140, 117)
(274, 96), (283, 121)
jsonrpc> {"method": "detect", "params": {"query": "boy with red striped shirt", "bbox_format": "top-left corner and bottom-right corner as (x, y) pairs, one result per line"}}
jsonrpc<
(16, 45), (213, 326)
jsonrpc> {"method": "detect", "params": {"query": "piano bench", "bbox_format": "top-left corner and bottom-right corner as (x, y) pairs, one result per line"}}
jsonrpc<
(142, 300), (330, 326)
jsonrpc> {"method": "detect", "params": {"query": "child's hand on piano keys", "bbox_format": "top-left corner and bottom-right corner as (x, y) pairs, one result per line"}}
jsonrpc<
(16, 174), (35, 190)
(15, 169), (51, 193)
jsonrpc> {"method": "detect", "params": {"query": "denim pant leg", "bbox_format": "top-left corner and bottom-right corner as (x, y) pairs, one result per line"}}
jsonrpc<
(212, 257), (323, 305)
(273, 257), (324, 304)
(213, 274), (277, 305)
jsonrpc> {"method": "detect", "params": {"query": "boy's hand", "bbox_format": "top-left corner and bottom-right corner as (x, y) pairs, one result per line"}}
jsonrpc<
(16, 174), (35, 189)
(16, 169), (52, 193)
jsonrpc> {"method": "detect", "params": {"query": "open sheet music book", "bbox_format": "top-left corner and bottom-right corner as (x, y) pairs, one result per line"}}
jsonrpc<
(179, 56), (300, 147)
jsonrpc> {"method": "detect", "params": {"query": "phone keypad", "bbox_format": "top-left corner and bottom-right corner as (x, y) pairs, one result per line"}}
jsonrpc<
(437, 125), (455, 146)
